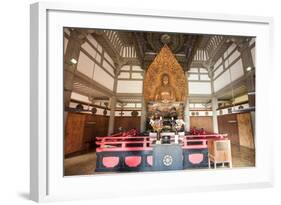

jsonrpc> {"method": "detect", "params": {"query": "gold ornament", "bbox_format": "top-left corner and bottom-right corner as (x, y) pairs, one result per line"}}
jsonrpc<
(144, 44), (188, 102)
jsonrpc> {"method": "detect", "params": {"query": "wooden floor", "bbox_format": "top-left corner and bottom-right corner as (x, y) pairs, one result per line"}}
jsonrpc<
(64, 144), (255, 176)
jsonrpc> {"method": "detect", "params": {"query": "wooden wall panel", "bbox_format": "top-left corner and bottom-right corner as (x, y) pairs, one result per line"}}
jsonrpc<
(83, 114), (109, 148)
(237, 112), (254, 149)
(65, 113), (109, 155)
(218, 114), (239, 145)
(190, 116), (213, 133)
(114, 116), (141, 133)
(64, 113), (86, 155)
(84, 114), (109, 138)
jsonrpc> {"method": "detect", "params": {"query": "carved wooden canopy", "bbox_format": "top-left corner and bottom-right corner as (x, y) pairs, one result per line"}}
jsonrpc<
(144, 44), (188, 102)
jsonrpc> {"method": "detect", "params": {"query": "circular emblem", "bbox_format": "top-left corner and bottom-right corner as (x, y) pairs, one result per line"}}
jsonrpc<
(163, 155), (173, 166)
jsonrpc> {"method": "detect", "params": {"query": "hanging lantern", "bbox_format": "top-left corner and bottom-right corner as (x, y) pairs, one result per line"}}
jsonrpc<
(228, 108), (232, 114)
(76, 104), (83, 111)
(91, 107), (97, 115)
(131, 110), (138, 117)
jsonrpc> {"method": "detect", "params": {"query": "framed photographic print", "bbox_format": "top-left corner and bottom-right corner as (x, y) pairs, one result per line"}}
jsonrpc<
(30, 2), (274, 202)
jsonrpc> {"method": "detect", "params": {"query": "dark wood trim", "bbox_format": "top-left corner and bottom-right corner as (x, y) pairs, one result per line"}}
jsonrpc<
(115, 109), (142, 112)
(117, 78), (143, 81)
(70, 99), (110, 110)
(217, 101), (248, 110)
(190, 109), (212, 111)
(69, 100), (142, 113)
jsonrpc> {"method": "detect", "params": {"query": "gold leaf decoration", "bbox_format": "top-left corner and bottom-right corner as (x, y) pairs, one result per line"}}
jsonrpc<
(144, 44), (188, 102)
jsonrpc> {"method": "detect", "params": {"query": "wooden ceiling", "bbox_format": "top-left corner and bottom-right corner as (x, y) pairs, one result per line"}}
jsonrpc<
(69, 28), (253, 108)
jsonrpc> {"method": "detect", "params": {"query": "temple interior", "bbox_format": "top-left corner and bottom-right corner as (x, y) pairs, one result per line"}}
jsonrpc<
(63, 28), (255, 175)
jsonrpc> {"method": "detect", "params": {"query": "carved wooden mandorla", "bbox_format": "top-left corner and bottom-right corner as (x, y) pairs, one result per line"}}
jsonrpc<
(144, 44), (188, 102)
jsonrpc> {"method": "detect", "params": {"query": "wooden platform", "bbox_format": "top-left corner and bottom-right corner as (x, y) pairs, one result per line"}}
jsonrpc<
(64, 144), (255, 176)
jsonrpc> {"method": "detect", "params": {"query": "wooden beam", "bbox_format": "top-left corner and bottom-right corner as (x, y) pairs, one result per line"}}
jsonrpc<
(73, 71), (114, 97)
(70, 99), (110, 110)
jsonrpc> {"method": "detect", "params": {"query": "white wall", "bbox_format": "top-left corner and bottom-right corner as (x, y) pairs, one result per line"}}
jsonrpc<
(93, 64), (114, 90)
(75, 35), (115, 91)
(189, 82), (212, 94)
(229, 59), (244, 81)
(71, 92), (91, 103)
(77, 51), (95, 77)
(187, 68), (212, 94)
(117, 80), (143, 93)
(214, 69), (231, 92)
(213, 43), (248, 93)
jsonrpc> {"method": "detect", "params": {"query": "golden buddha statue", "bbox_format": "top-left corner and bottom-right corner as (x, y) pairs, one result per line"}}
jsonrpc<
(154, 74), (176, 103)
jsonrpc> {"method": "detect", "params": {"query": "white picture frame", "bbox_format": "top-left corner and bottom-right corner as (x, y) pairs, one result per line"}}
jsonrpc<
(30, 2), (274, 202)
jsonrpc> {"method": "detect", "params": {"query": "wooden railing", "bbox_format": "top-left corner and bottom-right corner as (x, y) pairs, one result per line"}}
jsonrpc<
(96, 129), (228, 152)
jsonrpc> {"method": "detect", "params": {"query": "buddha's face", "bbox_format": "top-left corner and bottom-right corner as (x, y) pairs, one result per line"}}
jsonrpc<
(162, 75), (169, 85)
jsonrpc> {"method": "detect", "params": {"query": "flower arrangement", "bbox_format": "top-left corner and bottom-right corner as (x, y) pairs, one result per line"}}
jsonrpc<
(174, 119), (185, 132)
(150, 117), (163, 143)
(149, 118), (163, 133)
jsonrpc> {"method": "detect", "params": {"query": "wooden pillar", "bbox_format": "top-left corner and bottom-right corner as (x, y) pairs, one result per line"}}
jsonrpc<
(204, 61), (218, 133)
(184, 98), (190, 132)
(246, 73), (255, 107)
(236, 38), (256, 140)
(250, 111), (255, 140)
(184, 72), (190, 131)
(241, 44), (255, 140)
(237, 41), (254, 73)
(63, 29), (88, 128)
(140, 97), (147, 132)
(107, 77), (118, 135)
(140, 70), (147, 132)
(64, 29), (88, 108)
(212, 96), (219, 133)
(235, 38), (255, 107)
(108, 96), (117, 135)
